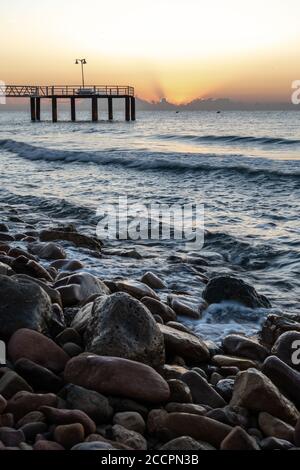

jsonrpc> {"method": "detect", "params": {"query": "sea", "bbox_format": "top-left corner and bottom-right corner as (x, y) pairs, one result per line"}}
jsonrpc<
(0, 109), (299, 342)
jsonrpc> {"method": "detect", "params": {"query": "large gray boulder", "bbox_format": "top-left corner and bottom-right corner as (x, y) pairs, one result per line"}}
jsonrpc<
(84, 293), (165, 368)
(203, 276), (271, 309)
(0, 275), (52, 339)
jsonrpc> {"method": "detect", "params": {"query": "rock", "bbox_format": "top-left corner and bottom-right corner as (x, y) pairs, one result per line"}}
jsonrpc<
(29, 242), (66, 260)
(203, 276), (271, 308)
(294, 419), (300, 446)
(168, 296), (202, 319)
(72, 442), (115, 450)
(260, 314), (300, 347)
(260, 437), (294, 450)
(212, 355), (258, 370)
(15, 358), (64, 393)
(165, 403), (207, 416)
(230, 368), (299, 425)
(20, 422), (48, 442)
(206, 406), (250, 429)
(182, 371), (226, 408)
(272, 331), (300, 371)
(0, 262), (14, 276)
(54, 423), (85, 449)
(168, 380), (193, 404)
(64, 354), (170, 404)
(40, 229), (103, 252)
(262, 356), (300, 408)
(13, 274), (62, 306)
(0, 371), (33, 399)
(12, 256), (53, 282)
(0, 414), (14, 427)
(63, 343), (83, 357)
(71, 303), (93, 333)
(40, 407), (96, 435)
(162, 413), (233, 448)
(55, 273), (109, 306)
(167, 322), (197, 336)
(215, 379), (235, 402)
(56, 328), (82, 347)
(0, 275), (52, 339)
(159, 324), (210, 363)
(0, 223), (9, 232)
(116, 279), (159, 300)
(6, 391), (58, 421)
(111, 424), (147, 450)
(161, 364), (189, 381)
(50, 259), (84, 272)
(84, 293), (165, 368)
(34, 440), (65, 450)
(141, 272), (166, 290)
(0, 233), (14, 242)
(0, 428), (25, 446)
(108, 398), (148, 418)
(8, 329), (70, 373)
(160, 437), (215, 451)
(222, 334), (269, 362)
(16, 411), (46, 428)
(65, 384), (113, 424)
(113, 412), (146, 435)
(141, 297), (177, 323)
(259, 412), (295, 442)
(0, 394), (7, 413)
(221, 427), (260, 450)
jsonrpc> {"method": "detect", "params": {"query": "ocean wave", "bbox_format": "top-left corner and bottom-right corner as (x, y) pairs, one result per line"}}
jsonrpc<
(157, 133), (300, 147)
(1, 138), (300, 180)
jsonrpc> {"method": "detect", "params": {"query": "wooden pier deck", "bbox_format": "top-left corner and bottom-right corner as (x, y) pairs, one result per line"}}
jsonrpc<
(1, 85), (136, 122)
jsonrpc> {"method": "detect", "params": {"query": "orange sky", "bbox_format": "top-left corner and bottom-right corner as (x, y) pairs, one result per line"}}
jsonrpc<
(1, 0), (300, 104)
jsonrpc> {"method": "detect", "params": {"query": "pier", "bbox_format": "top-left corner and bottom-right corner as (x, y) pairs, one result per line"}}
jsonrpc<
(2, 85), (136, 122)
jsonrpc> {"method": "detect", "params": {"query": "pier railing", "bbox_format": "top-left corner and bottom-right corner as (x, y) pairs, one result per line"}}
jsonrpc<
(1, 85), (135, 98)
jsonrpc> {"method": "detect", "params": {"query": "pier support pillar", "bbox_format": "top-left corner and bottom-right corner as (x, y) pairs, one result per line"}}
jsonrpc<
(71, 97), (76, 122)
(36, 98), (41, 121)
(108, 97), (113, 120)
(131, 97), (136, 121)
(125, 97), (130, 122)
(52, 97), (58, 123)
(30, 97), (36, 121)
(92, 97), (98, 122)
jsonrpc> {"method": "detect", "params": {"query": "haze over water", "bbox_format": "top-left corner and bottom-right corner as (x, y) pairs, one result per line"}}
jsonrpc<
(0, 110), (299, 340)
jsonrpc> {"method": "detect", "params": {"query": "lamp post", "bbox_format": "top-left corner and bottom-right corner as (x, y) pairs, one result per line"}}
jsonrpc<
(75, 59), (87, 88)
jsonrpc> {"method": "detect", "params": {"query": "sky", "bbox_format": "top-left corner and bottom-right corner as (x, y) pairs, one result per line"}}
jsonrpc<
(1, 0), (300, 104)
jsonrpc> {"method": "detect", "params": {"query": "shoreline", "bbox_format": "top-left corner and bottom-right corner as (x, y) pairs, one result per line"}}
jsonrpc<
(0, 206), (300, 450)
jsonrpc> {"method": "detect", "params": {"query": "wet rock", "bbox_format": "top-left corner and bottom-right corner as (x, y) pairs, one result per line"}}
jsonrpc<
(141, 297), (177, 323)
(6, 391), (58, 421)
(0, 262), (14, 276)
(0, 371), (33, 399)
(28, 242), (66, 260)
(141, 272), (166, 290)
(230, 368), (299, 425)
(0, 223), (9, 233)
(50, 259), (84, 272)
(203, 276), (271, 308)
(182, 371), (226, 408)
(212, 355), (257, 370)
(0, 428), (25, 446)
(11, 256), (53, 282)
(272, 331), (300, 371)
(111, 424), (147, 450)
(260, 437), (294, 450)
(0, 233), (14, 242)
(159, 324), (210, 363)
(168, 296), (202, 319)
(40, 229), (102, 252)
(84, 293), (165, 368)
(65, 384), (113, 424)
(167, 379), (193, 404)
(221, 426), (260, 450)
(260, 314), (300, 347)
(222, 334), (269, 362)
(55, 272), (110, 307)
(8, 329), (69, 373)
(64, 354), (170, 404)
(113, 412), (146, 435)
(262, 356), (300, 408)
(40, 407), (96, 435)
(14, 358), (64, 393)
(54, 423), (85, 449)
(160, 437), (215, 451)
(259, 412), (295, 442)
(116, 279), (159, 300)
(0, 275), (52, 339)
(8, 247), (38, 261)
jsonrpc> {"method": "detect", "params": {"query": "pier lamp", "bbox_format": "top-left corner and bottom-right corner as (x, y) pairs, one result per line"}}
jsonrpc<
(75, 59), (87, 88)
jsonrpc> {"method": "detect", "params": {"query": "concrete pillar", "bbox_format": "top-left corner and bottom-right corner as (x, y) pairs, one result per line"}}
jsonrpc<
(71, 97), (76, 122)
(108, 97), (113, 120)
(131, 97), (136, 121)
(52, 97), (58, 123)
(92, 97), (98, 122)
(30, 97), (36, 121)
(125, 97), (130, 122)
(36, 98), (41, 121)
